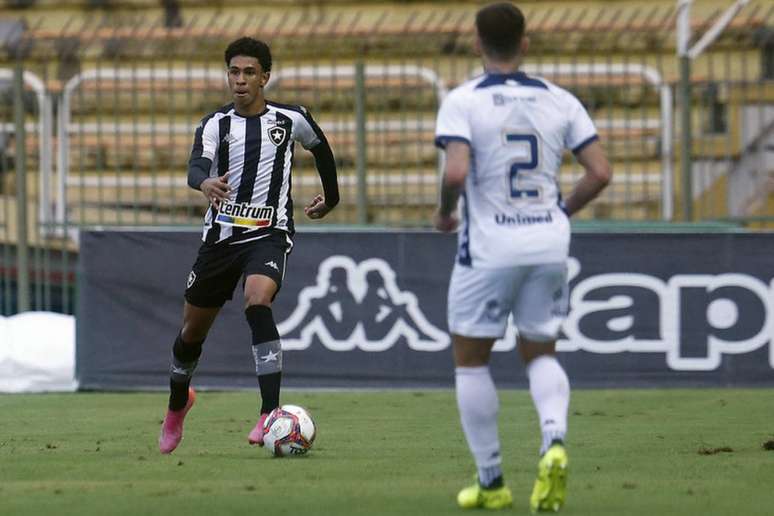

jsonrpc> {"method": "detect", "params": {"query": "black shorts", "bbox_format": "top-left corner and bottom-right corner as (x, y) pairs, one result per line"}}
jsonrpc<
(184, 231), (293, 308)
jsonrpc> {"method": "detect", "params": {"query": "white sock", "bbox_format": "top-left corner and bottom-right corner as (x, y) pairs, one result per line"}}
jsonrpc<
(455, 366), (502, 486)
(526, 355), (570, 455)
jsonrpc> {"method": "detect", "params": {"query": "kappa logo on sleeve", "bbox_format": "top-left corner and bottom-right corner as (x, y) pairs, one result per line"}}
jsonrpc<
(278, 256), (449, 352)
(221, 133), (238, 145)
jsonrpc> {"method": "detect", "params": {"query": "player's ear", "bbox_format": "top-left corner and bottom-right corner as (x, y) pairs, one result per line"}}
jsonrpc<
(260, 71), (270, 87)
(473, 33), (482, 56)
(520, 36), (530, 56)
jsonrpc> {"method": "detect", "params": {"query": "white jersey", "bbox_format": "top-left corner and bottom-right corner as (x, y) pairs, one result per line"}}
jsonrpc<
(435, 71), (598, 268)
(191, 101), (323, 245)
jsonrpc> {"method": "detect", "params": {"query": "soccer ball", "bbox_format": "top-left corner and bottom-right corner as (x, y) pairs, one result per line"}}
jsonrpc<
(262, 404), (316, 457)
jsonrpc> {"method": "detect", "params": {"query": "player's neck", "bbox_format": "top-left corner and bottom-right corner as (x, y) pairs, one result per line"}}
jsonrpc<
(234, 95), (267, 117)
(483, 57), (522, 75)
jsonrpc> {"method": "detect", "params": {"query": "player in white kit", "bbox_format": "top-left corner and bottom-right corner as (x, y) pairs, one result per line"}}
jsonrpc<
(434, 3), (611, 511)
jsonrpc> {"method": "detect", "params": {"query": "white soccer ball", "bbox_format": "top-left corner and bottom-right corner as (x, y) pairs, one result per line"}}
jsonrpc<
(262, 404), (317, 457)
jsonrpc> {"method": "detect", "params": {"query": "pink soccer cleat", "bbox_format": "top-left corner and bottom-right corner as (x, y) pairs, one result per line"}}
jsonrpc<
(158, 388), (196, 454)
(248, 413), (269, 446)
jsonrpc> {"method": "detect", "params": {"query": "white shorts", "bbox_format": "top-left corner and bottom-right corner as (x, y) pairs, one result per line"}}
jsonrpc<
(447, 262), (569, 342)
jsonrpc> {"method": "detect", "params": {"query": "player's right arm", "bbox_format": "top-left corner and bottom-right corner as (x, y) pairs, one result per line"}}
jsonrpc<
(434, 89), (472, 233)
(435, 141), (471, 232)
(187, 115), (230, 209)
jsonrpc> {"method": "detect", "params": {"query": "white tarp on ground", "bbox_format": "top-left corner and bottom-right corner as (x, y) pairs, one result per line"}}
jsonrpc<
(0, 312), (78, 392)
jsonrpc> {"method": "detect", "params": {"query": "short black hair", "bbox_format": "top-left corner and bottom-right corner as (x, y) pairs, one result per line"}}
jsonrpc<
(475, 2), (526, 61)
(224, 37), (272, 72)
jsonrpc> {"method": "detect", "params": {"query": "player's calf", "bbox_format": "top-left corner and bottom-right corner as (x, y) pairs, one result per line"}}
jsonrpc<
(245, 305), (283, 442)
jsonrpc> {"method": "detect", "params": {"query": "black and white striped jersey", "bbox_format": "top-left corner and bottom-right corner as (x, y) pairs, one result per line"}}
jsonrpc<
(189, 101), (325, 245)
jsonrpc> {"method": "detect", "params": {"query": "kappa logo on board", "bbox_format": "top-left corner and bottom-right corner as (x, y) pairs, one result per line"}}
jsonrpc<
(278, 254), (774, 371)
(494, 257), (774, 372)
(278, 256), (449, 352)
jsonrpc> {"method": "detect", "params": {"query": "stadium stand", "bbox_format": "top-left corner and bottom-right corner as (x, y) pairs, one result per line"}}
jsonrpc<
(0, 0), (772, 232)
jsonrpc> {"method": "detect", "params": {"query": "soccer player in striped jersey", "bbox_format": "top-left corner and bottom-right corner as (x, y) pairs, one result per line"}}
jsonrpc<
(159, 37), (339, 454)
(434, 3), (611, 511)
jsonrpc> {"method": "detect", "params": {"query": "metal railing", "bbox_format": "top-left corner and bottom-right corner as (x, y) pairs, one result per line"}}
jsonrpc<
(0, 66), (60, 314)
(57, 64), (448, 232)
(0, 69), (53, 228)
(522, 63), (674, 220)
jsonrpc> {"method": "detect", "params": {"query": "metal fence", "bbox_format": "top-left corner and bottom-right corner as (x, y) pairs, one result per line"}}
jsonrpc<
(1, 0), (773, 315)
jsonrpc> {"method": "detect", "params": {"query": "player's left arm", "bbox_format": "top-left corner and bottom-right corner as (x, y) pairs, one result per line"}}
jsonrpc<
(304, 138), (339, 220)
(564, 140), (611, 216)
(294, 108), (339, 220)
(435, 141), (471, 232)
(562, 93), (612, 216)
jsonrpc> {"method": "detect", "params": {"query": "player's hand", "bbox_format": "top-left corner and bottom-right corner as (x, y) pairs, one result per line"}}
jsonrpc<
(201, 173), (230, 209)
(304, 194), (333, 220)
(434, 211), (459, 233)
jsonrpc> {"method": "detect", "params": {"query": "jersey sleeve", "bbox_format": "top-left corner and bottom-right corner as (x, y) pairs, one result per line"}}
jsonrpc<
(190, 115), (220, 162)
(564, 94), (598, 154)
(293, 107), (324, 150)
(434, 90), (471, 149)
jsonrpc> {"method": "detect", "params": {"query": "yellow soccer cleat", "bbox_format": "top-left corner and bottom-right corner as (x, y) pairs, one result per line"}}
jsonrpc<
(457, 480), (513, 510)
(529, 443), (568, 512)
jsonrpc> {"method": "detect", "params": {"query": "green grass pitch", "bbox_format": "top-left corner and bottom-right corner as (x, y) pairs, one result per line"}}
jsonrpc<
(1, 389), (773, 515)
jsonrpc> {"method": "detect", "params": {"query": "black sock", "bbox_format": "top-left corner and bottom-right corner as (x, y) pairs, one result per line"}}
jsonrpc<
(169, 378), (191, 412)
(480, 475), (504, 490)
(168, 332), (203, 411)
(245, 305), (283, 414)
(258, 371), (282, 414)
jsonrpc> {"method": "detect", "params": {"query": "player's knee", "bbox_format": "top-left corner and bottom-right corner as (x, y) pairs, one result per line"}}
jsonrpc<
(181, 303), (219, 342)
(245, 295), (272, 309)
(452, 336), (494, 367)
(181, 324), (209, 343)
(518, 337), (556, 364)
(243, 274), (279, 308)
(454, 353), (489, 367)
